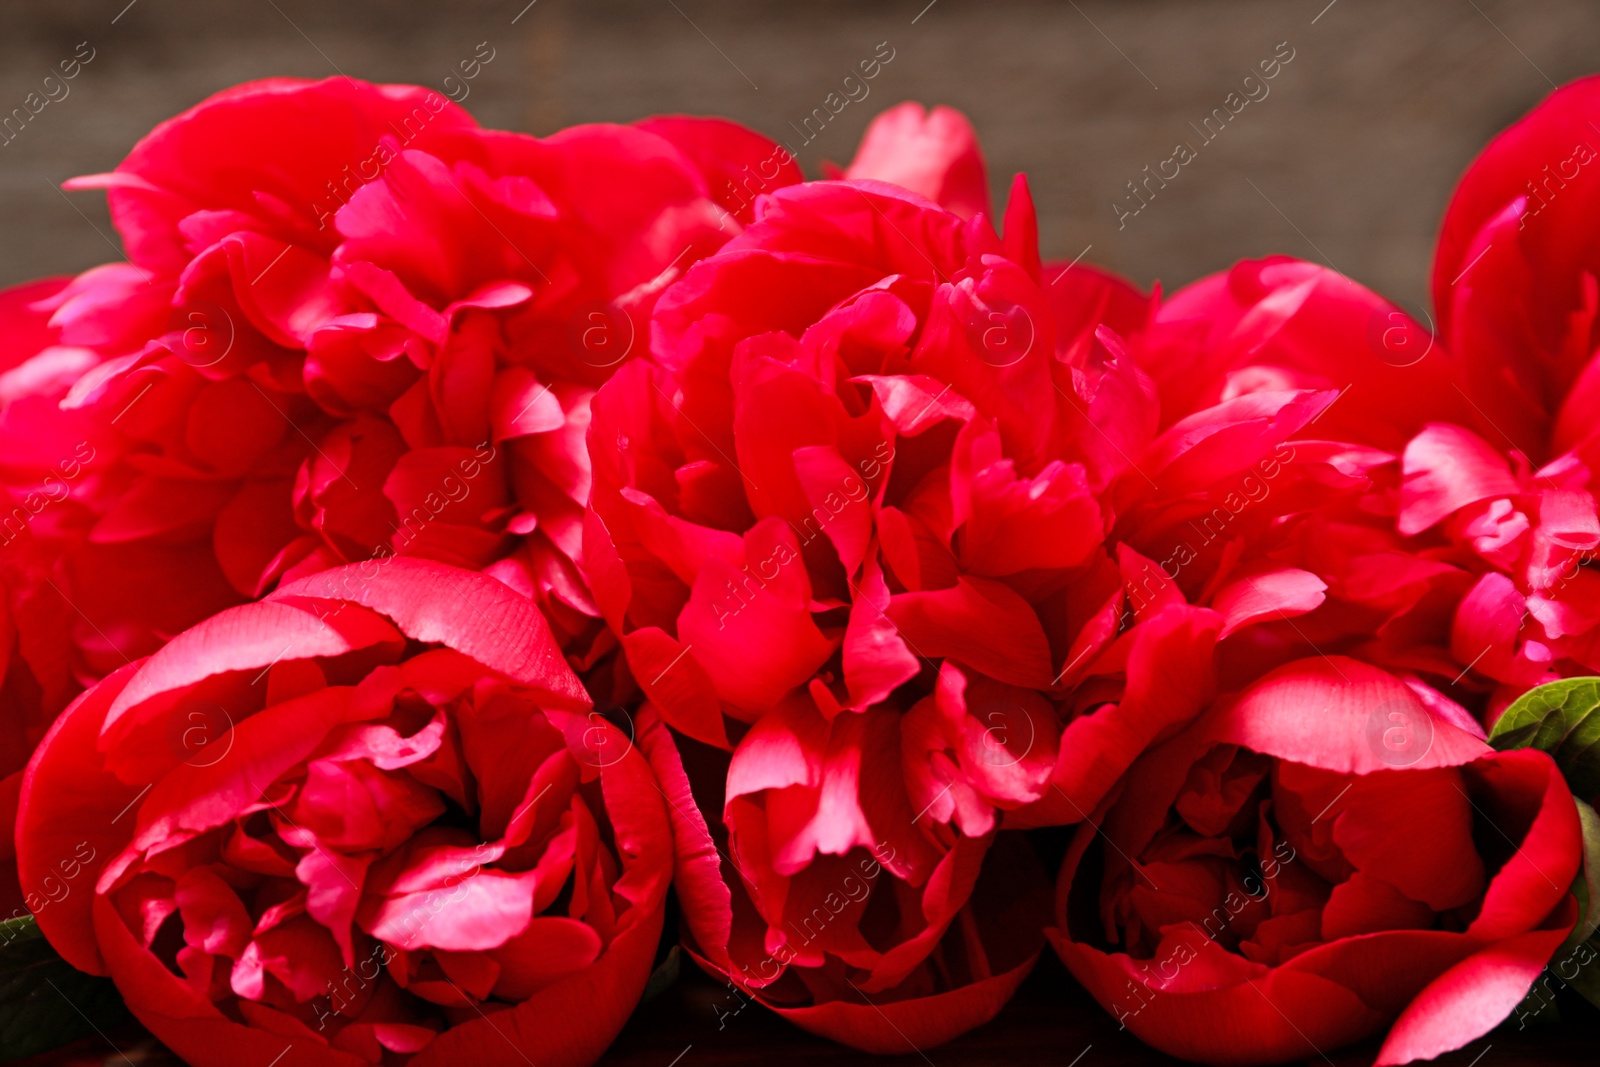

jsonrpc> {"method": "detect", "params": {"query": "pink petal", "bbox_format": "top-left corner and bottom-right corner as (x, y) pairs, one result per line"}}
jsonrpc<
(844, 103), (991, 220)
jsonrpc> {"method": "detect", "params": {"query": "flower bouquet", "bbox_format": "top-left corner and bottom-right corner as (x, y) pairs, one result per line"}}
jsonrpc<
(2, 72), (1600, 1066)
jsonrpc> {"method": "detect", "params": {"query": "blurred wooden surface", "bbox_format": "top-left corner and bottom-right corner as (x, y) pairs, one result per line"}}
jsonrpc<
(1, 0), (1598, 311)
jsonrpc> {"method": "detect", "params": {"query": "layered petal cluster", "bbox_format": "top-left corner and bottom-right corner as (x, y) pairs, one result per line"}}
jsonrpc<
(583, 104), (1186, 1045)
(0, 273), (171, 781)
(16, 559), (671, 1067)
(0, 76), (794, 742)
(1393, 423), (1600, 710)
(1135, 255), (1467, 450)
(1050, 657), (1582, 1066)
(641, 705), (1051, 1052)
(1112, 291), (1600, 731)
(1017, 78), (1600, 1065)
(1410, 74), (1600, 712)
(10, 70), (1600, 1067)
(1102, 375), (1461, 703)
(1433, 73), (1600, 471)
(1109, 78), (1600, 728)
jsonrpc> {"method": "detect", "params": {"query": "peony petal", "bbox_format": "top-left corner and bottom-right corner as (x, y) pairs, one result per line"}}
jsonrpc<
(274, 559), (588, 707)
(676, 518), (836, 713)
(1213, 567), (1327, 640)
(885, 577), (1053, 688)
(1399, 424), (1520, 536)
(843, 103), (991, 221)
(16, 664), (145, 974)
(1374, 918), (1575, 1066)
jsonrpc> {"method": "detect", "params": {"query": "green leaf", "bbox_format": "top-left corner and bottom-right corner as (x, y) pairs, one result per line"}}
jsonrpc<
(1572, 799), (1600, 947)
(1489, 677), (1600, 797)
(1490, 682), (1600, 1011)
(0, 913), (127, 1062)
(1541, 928), (1600, 1013)
(1551, 800), (1600, 1012)
(642, 944), (681, 1004)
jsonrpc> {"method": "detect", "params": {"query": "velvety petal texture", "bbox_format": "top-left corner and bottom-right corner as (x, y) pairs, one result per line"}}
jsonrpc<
(582, 114), (1165, 1049)
(0, 76), (797, 737)
(16, 560), (672, 1067)
(1432, 74), (1600, 467)
(1048, 657), (1582, 1066)
(9, 69), (1600, 1067)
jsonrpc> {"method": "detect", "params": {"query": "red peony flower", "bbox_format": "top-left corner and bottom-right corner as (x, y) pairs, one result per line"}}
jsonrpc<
(0, 77), (801, 825)
(639, 707), (1051, 1052)
(16, 559), (671, 1067)
(585, 144), (1167, 793)
(1135, 255), (1468, 451)
(834, 102), (992, 222)
(1378, 75), (1600, 717)
(11, 65), (1600, 1067)
(62, 77), (780, 659)
(1104, 369), (1600, 732)
(1432, 74), (1600, 470)
(1112, 255), (1600, 726)
(1395, 423), (1600, 709)
(1049, 656), (1582, 1066)
(582, 102), (1210, 1046)
(0, 267), (226, 909)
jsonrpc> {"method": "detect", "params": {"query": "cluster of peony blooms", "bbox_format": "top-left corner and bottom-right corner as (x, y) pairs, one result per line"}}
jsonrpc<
(3, 75), (1598, 1067)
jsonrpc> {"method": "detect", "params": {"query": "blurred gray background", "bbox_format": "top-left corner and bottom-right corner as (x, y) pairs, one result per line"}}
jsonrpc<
(1, 0), (1593, 314)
